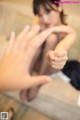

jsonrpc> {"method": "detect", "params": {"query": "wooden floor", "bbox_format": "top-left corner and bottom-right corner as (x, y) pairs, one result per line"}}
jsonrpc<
(27, 77), (80, 120)
(0, 94), (52, 120)
(6, 76), (80, 120)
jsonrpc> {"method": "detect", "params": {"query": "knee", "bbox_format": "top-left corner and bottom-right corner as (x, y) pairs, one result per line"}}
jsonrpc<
(46, 34), (57, 45)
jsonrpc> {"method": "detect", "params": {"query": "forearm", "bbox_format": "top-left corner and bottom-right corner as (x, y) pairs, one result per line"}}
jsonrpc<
(52, 25), (77, 50)
(54, 25), (76, 34)
(55, 33), (77, 51)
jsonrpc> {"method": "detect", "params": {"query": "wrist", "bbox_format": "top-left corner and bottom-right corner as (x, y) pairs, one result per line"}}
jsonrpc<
(55, 46), (65, 51)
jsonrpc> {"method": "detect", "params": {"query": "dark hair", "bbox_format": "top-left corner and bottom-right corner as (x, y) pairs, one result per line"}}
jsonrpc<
(33, 0), (67, 25)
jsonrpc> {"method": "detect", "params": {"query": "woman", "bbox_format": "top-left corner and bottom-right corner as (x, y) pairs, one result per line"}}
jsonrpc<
(20, 0), (77, 101)
(32, 0), (76, 74)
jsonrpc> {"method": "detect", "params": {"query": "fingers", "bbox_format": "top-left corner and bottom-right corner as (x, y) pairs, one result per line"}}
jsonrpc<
(49, 57), (67, 69)
(47, 50), (67, 60)
(47, 50), (68, 70)
(54, 56), (68, 62)
(21, 25), (40, 49)
(51, 61), (66, 66)
(6, 32), (15, 54)
(49, 58), (67, 70)
(51, 64), (65, 70)
(14, 25), (40, 52)
(28, 76), (51, 88)
(24, 25), (40, 43)
(47, 50), (56, 61)
(14, 25), (30, 51)
(13, 25), (59, 53)
(49, 60), (66, 70)
(17, 25), (30, 42)
(26, 27), (60, 61)
(25, 27), (59, 67)
(28, 27), (59, 50)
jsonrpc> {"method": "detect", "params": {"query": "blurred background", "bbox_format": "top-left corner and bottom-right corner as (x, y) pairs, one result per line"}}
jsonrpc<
(0, 0), (80, 60)
(0, 1), (80, 120)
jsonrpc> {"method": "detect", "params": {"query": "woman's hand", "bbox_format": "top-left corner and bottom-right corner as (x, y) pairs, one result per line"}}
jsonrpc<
(47, 50), (68, 70)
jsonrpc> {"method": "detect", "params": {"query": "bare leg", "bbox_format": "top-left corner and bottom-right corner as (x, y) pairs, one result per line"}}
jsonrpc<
(20, 48), (42, 101)
(20, 34), (59, 101)
(39, 34), (58, 75)
(30, 48), (42, 74)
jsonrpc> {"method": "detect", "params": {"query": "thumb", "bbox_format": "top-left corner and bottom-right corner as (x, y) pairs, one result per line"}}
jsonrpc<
(28, 75), (52, 88)
(54, 50), (67, 57)
(46, 50), (56, 61)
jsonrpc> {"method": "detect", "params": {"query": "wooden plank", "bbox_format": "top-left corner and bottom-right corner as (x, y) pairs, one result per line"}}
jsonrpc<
(7, 77), (80, 120)
(23, 109), (52, 120)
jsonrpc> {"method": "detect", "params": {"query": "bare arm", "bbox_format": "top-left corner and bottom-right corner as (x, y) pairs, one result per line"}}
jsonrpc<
(47, 25), (76, 70)
(53, 25), (77, 51)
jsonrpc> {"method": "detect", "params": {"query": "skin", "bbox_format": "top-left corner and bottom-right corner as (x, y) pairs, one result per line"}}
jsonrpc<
(20, 4), (77, 101)
(8, 110), (14, 120)
(0, 25), (62, 92)
(32, 5), (76, 74)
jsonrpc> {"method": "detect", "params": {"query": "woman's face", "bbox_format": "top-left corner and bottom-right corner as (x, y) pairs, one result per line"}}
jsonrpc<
(38, 5), (61, 27)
